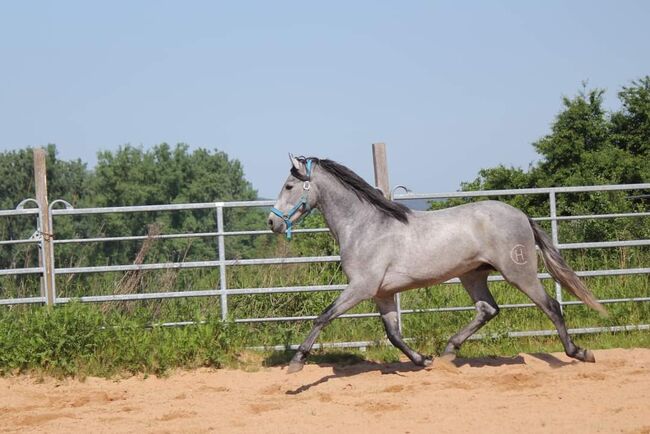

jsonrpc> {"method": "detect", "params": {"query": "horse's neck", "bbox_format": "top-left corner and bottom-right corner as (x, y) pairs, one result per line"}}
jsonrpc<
(316, 175), (382, 248)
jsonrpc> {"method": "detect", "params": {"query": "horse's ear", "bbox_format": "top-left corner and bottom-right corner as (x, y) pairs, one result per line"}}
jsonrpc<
(289, 153), (301, 171)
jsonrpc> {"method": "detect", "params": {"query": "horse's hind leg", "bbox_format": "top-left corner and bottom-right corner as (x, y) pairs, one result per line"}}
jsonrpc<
(443, 269), (500, 360)
(375, 295), (431, 367)
(502, 268), (595, 363)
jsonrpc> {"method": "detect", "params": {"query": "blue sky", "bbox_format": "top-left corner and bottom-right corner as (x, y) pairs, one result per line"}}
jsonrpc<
(1, 1), (648, 198)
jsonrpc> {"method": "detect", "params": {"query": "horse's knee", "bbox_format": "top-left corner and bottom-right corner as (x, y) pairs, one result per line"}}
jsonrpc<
(314, 315), (329, 327)
(476, 300), (499, 320)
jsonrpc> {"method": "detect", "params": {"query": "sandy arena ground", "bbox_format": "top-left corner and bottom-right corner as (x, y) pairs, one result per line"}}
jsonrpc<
(1, 348), (649, 433)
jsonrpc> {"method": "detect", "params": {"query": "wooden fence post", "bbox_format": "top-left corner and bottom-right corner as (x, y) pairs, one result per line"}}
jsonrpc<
(372, 143), (403, 332)
(372, 143), (390, 199)
(33, 148), (55, 306)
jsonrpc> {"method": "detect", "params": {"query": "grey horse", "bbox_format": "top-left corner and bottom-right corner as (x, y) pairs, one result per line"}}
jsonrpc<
(268, 156), (606, 373)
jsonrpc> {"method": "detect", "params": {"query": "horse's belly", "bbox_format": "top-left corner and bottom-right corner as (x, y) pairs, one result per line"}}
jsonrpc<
(379, 274), (443, 293)
(377, 220), (487, 293)
(379, 259), (481, 294)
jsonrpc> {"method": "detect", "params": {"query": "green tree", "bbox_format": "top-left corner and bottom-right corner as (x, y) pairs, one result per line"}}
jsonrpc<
(0, 143), (265, 299)
(0, 145), (91, 270)
(610, 77), (650, 182)
(446, 77), (650, 260)
(93, 143), (256, 206)
(462, 78), (649, 192)
(83, 143), (261, 265)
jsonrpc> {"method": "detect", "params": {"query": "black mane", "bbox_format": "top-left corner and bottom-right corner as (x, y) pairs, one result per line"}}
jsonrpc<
(295, 157), (411, 224)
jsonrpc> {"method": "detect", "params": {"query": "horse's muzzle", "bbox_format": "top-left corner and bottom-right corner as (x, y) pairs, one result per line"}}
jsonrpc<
(267, 213), (286, 234)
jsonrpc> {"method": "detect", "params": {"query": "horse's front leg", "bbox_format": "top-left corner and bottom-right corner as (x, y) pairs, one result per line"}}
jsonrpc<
(288, 285), (372, 373)
(375, 294), (432, 367)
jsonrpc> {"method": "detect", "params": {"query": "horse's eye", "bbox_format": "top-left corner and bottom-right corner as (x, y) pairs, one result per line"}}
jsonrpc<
(285, 184), (294, 190)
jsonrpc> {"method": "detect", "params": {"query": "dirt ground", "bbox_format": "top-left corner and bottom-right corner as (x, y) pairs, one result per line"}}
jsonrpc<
(1, 348), (649, 434)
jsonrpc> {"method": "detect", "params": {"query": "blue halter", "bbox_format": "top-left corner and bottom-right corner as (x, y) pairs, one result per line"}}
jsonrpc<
(270, 159), (313, 239)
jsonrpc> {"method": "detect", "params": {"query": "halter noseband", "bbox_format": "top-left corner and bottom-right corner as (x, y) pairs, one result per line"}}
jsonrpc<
(270, 159), (314, 239)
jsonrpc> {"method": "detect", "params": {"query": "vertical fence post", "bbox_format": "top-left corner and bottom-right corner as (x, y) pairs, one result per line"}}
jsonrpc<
(33, 148), (54, 306)
(47, 207), (57, 305)
(216, 203), (228, 320)
(372, 143), (403, 333)
(372, 143), (389, 196)
(549, 191), (564, 313)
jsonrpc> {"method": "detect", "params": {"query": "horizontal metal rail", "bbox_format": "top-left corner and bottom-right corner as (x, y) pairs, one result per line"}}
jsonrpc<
(0, 296), (47, 306)
(4, 228), (647, 251)
(49, 263), (649, 287)
(234, 312), (380, 323)
(50, 200), (276, 216)
(55, 284), (349, 304)
(0, 238), (41, 246)
(54, 255), (342, 275)
(0, 266), (44, 276)
(536, 211), (650, 221)
(562, 297), (650, 306)
(402, 297), (650, 315)
(558, 239), (650, 249)
(52, 227), (330, 245)
(223, 294), (650, 323)
(393, 183), (650, 200)
(0, 208), (40, 217)
(50, 267), (647, 305)
(489, 324), (650, 339)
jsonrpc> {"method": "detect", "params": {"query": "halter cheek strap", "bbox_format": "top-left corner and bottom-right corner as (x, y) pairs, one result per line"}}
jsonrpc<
(270, 159), (313, 239)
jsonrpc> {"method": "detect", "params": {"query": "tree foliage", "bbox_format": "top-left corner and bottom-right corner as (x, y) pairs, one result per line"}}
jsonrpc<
(463, 77), (649, 191)
(0, 144), (262, 279)
(445, 77), (650, 247)
(0, 145), (91, 270)
(93, 143), (256, 207)
(83, 143), (260, 265)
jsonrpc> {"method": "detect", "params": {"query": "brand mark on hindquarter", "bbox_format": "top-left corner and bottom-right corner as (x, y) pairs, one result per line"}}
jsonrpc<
(510, 244), (527, 265)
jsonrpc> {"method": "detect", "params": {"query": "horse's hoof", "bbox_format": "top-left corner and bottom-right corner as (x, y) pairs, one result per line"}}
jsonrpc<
(572, 348), (595, 363)
(287, 361), (305, 374)
(422, 357), (433, 367)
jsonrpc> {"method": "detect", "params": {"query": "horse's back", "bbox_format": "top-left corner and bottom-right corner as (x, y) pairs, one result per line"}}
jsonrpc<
(415, 200), (527, 221)
(408, 200), (529, 239)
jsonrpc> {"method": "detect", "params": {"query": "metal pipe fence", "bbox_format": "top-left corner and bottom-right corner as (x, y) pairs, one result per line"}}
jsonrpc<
(0, 183), (648, 344)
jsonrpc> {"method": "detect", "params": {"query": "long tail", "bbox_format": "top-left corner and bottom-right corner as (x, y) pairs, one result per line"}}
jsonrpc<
(528, 217), (608, 316)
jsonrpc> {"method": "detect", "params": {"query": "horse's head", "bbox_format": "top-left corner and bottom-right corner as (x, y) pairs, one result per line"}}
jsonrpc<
(268, 154), (319, 238)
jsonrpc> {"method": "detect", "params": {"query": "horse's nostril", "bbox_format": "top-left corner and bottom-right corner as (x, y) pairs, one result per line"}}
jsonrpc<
(268, 218), (273, 227)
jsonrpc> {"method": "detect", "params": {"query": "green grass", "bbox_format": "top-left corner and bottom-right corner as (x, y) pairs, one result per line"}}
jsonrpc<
(0, 302), (248, 378)
(0, 242), (648, 378)
(0, 270), (647, 378)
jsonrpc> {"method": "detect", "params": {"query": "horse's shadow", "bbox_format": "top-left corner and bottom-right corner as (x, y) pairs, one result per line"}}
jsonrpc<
(527, 352), (575, 368)
(265, 351), (422, 395)
(273, 351), (571, 395)
(451, 354), (526, 368)
(285, 359), (422, 395)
